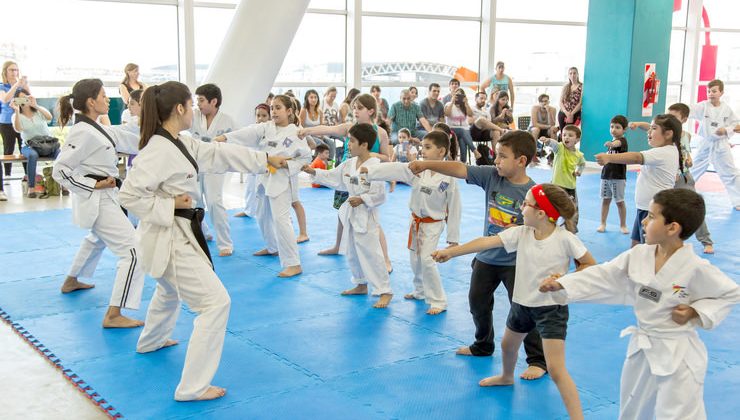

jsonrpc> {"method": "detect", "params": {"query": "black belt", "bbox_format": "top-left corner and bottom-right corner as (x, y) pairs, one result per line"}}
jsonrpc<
(85, 174), (127, 216)
(174, 208), (213, 267)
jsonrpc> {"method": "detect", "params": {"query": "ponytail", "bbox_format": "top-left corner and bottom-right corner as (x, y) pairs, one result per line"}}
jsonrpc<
(653, 113), (684, 175)
(139, 81), (192, 150)
(57, 78), (104, 128)
(58, 94), (75, 127)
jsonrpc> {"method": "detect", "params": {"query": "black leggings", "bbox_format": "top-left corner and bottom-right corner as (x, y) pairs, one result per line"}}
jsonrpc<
(557, 110), (581, 135)
(1, 123), (23, 176)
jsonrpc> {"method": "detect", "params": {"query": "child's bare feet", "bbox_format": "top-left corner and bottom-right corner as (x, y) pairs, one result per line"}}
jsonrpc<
(61, 276), (95, 293)
(296, 234), (310, 244)
(341, 284), (368, 295)
(703, 244), (714, 254)
(426, 307), (446, 315)
(520, 365), (546, 380)
(162, 339), (179, 349)
(373, 293), (393, 308)
(479, 375), (514, 386)
(596, 224), (606, 233)
(403, 293), (421, 300)
(620, 226), (629, 234)
(103, 314), (144, 328)
(278, 265), (302, 277)
(253, 248), (278, 256)
(455, 346), (474, 356)
(218, 249), (233, 257)
(196, 386), (227, 401)
(233, 211), (249, 218)
(318, 246), (339, 255)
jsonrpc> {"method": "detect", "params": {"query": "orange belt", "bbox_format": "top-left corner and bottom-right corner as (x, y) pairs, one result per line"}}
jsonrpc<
(408, 212), (443, 250)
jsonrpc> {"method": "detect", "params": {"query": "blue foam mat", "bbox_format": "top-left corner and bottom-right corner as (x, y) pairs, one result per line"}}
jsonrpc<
(1, 167), (738, 419)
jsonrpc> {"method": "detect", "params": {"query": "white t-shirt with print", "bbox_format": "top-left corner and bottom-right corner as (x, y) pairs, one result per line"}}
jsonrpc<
(498, 225), (587, 307)
(635, 145), (679, 210)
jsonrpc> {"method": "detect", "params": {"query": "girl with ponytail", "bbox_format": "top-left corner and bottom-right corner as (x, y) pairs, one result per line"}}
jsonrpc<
(51, 78), (144, 329)
(118, 81), (288, 401)
(212, 94), (312, 278)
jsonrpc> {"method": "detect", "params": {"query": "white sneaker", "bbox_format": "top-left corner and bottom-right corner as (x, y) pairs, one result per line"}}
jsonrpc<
(0, 190), (7, 201)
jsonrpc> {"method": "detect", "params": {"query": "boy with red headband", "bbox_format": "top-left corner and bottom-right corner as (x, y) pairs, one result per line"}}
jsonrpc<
(408, 130), (548, 379)
(433, 183), (596, 420)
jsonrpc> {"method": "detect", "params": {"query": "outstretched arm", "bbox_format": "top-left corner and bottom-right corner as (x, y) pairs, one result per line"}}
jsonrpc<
(408, 160), (468, 179)
(432, 236), (503, 263)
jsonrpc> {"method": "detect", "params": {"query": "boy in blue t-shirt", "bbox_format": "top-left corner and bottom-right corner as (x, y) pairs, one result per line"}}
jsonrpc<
(409, 131), (547, 380)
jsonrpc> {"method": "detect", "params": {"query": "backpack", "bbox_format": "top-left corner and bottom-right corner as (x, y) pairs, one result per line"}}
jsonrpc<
(27, 136), (60, 157)
(41, 166), (60, 197)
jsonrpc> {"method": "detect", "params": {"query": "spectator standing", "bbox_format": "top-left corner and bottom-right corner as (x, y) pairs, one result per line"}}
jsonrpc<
(480, 61), (515, 112)
(558, 67), (583, 134)
(119, 63), (146, 106)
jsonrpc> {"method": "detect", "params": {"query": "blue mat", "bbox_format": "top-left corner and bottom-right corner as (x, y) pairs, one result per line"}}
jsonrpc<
(1, 167), (738, 419)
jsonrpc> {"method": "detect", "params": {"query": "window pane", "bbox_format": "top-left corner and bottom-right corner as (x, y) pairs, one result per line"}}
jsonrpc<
(508, 86), (563, 118)
(703, 0), (740, 30)
(666, 84), (681, 109)
(363, 0), (481, 17)
(669, 30), (686, 82)
(309, 0), (345, 10)
(362, 17), (480, 83)
(1, 0), (178, 97)
(492, 23), (586, 84)
(194, 7), (236, 82)
(496, 0), (589, 22)
(697, 32), (740, 83)
(277, 14), (346, 83)
(672, 0), (688, 27)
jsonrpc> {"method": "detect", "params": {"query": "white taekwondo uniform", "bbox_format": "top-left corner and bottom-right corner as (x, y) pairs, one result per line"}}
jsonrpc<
(224, 121), (312, 268)
(553, 244), (740, 420)
(689, 100), (740, 207)
(119, 127), (269, 401)
(190, 108), (236, 252)
(366, 163), (460, 309)
(52, 115), (143, 310)
(313, 157), (391, 295)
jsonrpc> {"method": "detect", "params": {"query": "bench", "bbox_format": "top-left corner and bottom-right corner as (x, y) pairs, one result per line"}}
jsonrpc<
(0, 153), (130, 186)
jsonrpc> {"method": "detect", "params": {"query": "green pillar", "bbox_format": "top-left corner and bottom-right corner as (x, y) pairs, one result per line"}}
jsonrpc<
(581, 0), (673, 159)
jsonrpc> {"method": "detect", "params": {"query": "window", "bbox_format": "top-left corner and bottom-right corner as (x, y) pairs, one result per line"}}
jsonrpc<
(702, 0), (740, 30)
(194, 6), (236, 82)
(495, 0), (589, 22)
(362, 17), (480, 84)
(363, 0), (481, 17)
(308, 0), (346, 10)
(697, 31), (740, 83)
(669, 30), (686, 82)
(276, 13), (346, 83)
(1, 0), (179, 97)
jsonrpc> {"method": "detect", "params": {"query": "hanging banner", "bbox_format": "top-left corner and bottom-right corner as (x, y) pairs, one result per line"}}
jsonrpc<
(642, 63), (660, 117)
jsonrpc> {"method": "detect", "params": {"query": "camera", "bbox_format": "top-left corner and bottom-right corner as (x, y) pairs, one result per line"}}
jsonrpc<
(13, 97), (29, 106)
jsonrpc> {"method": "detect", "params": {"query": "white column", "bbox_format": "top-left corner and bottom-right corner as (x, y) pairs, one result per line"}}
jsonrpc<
(178, 0), (196, 89)
(203, 0), (310, 125)
(479, 0), (497, 84)
(347, 0), (362, 89)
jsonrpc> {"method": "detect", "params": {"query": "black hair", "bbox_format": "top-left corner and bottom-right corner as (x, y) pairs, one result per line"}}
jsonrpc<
(423, 131), (450, 157)
(563, 124), (581, 138)
(58, 78), (104, 127)
(429, 83), (440, 90)
(449, 78), (460, 86)
(652, 189), (705, 240)
(129, 89), (143, 104)
(139, 81), (192, 149)
(498, 130), (536, 165)
(195, 83), (222, 108)
(667, 103), (690, 120)
(314, 143), (329, 154)
(653, 113), (683, 176)
(348, 123), (377, 151)
(610, 114), (628, 130)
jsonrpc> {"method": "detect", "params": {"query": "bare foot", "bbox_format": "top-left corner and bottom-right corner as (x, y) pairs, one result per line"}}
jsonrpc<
(386, 261), (393, 274)
(103, 314), (144, 328)
(455, 346), (473, 356)
(620, 226), (630, 234)
(278, 265), (302, 277)
(233, 212), (249, 218)
(318, 247), (340, 255)
(479, 375), (514, 387)
(596, 224), (606, 233)
(162, 339), (179, 349)
(426, 307), (446, 315)
(403, 293), (421, 300)
(61, 276), (95, 293)
(520, 365), (547, 380)
(341, 284), (368, 295)
(373, 293), (393, 308)
(703, 245), (714, 254)
(253, 248), (278, 256)
(296, 234), (310, 244)
(218, 249), (233, 257)
(196, 386), (227, 401)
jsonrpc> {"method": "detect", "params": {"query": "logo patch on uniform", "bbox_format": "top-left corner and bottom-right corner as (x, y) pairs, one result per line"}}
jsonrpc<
(438, 181), (449, 192)
(638, 285), (661, 303)
(267, 141), (278, 148)
(283, 137), (293, 148)
(350, 176), (359, 185)
(420, 186), (433, 195)
(672, 284), (689, 299)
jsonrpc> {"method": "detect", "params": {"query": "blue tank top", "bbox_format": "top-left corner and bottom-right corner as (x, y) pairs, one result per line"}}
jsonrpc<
(341, 123), (381, 162)
(0, 83), (14, 124)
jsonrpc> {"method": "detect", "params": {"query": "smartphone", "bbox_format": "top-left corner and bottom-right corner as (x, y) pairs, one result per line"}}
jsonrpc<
(13, 97), (29, 106)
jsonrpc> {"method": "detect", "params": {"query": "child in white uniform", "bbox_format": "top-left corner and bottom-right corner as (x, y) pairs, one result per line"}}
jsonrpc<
(304, 123), (393, 308)
(216, 95), (311, 277)
(52, 78), (144, 329)
(191, 84), (236, 256)
(234, 104), (270, 218)
(688, 79), (740, 210)
(362, 131), (460, 314)
(119, 81), (288, 401)
(433, 184), (596, 420)
(540, 188), (740, 420)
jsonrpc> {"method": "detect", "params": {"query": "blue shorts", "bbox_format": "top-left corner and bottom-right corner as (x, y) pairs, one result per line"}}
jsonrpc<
(631, 209), (649, 243)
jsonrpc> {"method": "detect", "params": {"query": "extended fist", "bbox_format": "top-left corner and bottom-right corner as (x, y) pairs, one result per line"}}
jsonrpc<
(174, 193), (192, 209)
